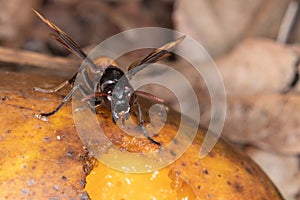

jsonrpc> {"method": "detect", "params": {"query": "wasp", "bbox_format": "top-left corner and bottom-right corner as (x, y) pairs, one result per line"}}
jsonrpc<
(33, 10), (185, 146)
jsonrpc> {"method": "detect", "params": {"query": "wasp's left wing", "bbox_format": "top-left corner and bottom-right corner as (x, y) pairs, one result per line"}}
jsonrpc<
(126, 35), (185, 79)
(33, 9), (100, 73)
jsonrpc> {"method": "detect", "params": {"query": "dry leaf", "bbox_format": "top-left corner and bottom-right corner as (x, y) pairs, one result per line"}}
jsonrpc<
(174, 0), (296, 59)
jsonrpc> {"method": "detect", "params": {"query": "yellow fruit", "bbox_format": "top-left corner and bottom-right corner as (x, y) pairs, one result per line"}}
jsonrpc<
(0, 71), (283, 199)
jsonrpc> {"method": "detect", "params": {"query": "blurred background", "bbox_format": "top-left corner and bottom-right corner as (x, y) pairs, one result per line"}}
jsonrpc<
(0, 0), (299, 199)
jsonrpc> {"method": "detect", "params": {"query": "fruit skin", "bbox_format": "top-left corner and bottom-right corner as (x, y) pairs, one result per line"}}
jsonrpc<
(0, 70), (283, 199)
(0, 71), (88, 199)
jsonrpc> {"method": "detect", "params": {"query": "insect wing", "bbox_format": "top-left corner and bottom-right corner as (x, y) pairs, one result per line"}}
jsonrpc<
(126, 35), (185, 79)
(34, 10), (85, 59)
(33, 9), (100, 73)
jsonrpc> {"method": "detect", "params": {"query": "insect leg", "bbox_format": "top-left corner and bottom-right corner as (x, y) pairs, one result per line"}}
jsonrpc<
(33, 73), (77, 93)
(33, 64), (95, 94)
(35, 84), (80, 121)
(80, 68), (96, 92)
(134, 100), (161, 146)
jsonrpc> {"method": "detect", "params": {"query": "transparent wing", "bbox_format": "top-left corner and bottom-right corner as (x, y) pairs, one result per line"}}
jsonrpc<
(126, 35), (185, 79)
(33, 9), (100, 73)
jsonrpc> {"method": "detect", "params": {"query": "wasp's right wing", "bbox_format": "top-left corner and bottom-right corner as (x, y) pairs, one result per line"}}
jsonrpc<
(126, 36), (185, 79)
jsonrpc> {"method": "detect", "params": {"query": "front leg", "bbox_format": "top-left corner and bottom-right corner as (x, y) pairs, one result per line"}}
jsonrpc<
(134, 100), (161, 147)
